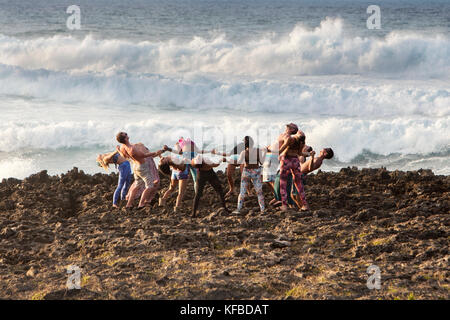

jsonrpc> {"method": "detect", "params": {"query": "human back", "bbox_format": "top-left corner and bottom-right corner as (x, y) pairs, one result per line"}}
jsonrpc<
(284, 134), (305, 157)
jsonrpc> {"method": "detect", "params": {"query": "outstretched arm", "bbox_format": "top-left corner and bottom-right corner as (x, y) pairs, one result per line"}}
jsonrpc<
(308, 151), (315, 172)
(194, 144), (214, 155)
(129, 145), (163, 159)
(211, 148), (229, 157)
(300, 151), (315, 174)
(144, 149), (164, 158)
(202, 156), (226, 167)
(163, 144), (183, 155)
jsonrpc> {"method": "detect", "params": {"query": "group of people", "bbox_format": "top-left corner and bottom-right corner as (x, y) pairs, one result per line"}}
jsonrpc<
(96, 123), (334, 216)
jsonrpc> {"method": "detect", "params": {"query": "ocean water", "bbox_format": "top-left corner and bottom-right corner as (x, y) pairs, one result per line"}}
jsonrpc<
(0, 0), (449, 179)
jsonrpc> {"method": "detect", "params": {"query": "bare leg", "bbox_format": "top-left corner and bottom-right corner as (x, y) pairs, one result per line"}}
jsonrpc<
(265, 181), (279, 205)
(139, 182), (159, 208)
(292, 193), (302, 209)
(225, 164), (236, 197)
(175, 179), (188, 208)
(265, 181), (275, 194)
(160, 179), (177, 206)
(126, 183), (139, 208)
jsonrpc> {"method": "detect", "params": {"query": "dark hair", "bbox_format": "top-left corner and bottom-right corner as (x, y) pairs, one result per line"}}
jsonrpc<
(116, 132), (127, 144)
(306, 146), (313, 152)
(286, 123), (298, 134)
(298, 135), (305, 144)
(158, 158), (171, 176)
(244, 136), (260, 165)
(230, 142), (245, 155)
(324, 148), (334, 159)
(244, 136), (254, 149)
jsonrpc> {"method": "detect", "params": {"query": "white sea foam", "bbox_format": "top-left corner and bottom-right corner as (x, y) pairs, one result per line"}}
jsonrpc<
(0, 17), (449, 178)
(0, 156), (36, 180)
(1, 116), (448, 163)
(0, 18), (449, 78)
(0, 64), (448, 117)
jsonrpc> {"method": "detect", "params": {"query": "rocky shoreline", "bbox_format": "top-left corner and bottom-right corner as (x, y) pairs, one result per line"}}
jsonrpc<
(0, 167), (448, 300)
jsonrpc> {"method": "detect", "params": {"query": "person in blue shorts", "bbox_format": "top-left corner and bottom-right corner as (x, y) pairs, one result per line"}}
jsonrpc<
(158, 154), (191, 213)
(163, 137), (209, 194)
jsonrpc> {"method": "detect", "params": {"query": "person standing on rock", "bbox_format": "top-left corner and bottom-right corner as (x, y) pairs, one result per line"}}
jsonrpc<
(271, 144), (312, 208)
(211, 142), (246, 197)
(265, 123), (299, 205)
(277, 130), (310, 211)
(96, 150), (132, 208)
(191, 154), (230, 217)
(157, 154), (192, 213)
(116, 132), (164, 210)
(233, 136), (267, 214)
(163, 137), (210, 195)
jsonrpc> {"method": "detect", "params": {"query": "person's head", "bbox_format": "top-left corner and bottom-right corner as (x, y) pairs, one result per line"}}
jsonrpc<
(244, 136), (254, 149)
(158, 157), (172, 176)
(116, 132), (129, 144)
(304, 145), (313, 153)
(320, 148), (334, 159)
(286, 123), (298, 135)
(96, 154), (110, 171)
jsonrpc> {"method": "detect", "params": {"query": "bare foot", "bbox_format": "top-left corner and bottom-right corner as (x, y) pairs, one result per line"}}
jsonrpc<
(158, 198), (166, 207)
(112, 204), (119, 209)
(271, 200), (282, 207)
(280, 205), (288, 212)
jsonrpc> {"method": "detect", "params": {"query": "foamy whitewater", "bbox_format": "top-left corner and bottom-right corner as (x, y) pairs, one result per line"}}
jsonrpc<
(0, 0), (449, 178)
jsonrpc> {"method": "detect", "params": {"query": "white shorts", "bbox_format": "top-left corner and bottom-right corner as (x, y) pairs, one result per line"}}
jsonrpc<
(262, 153), (279, 182)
